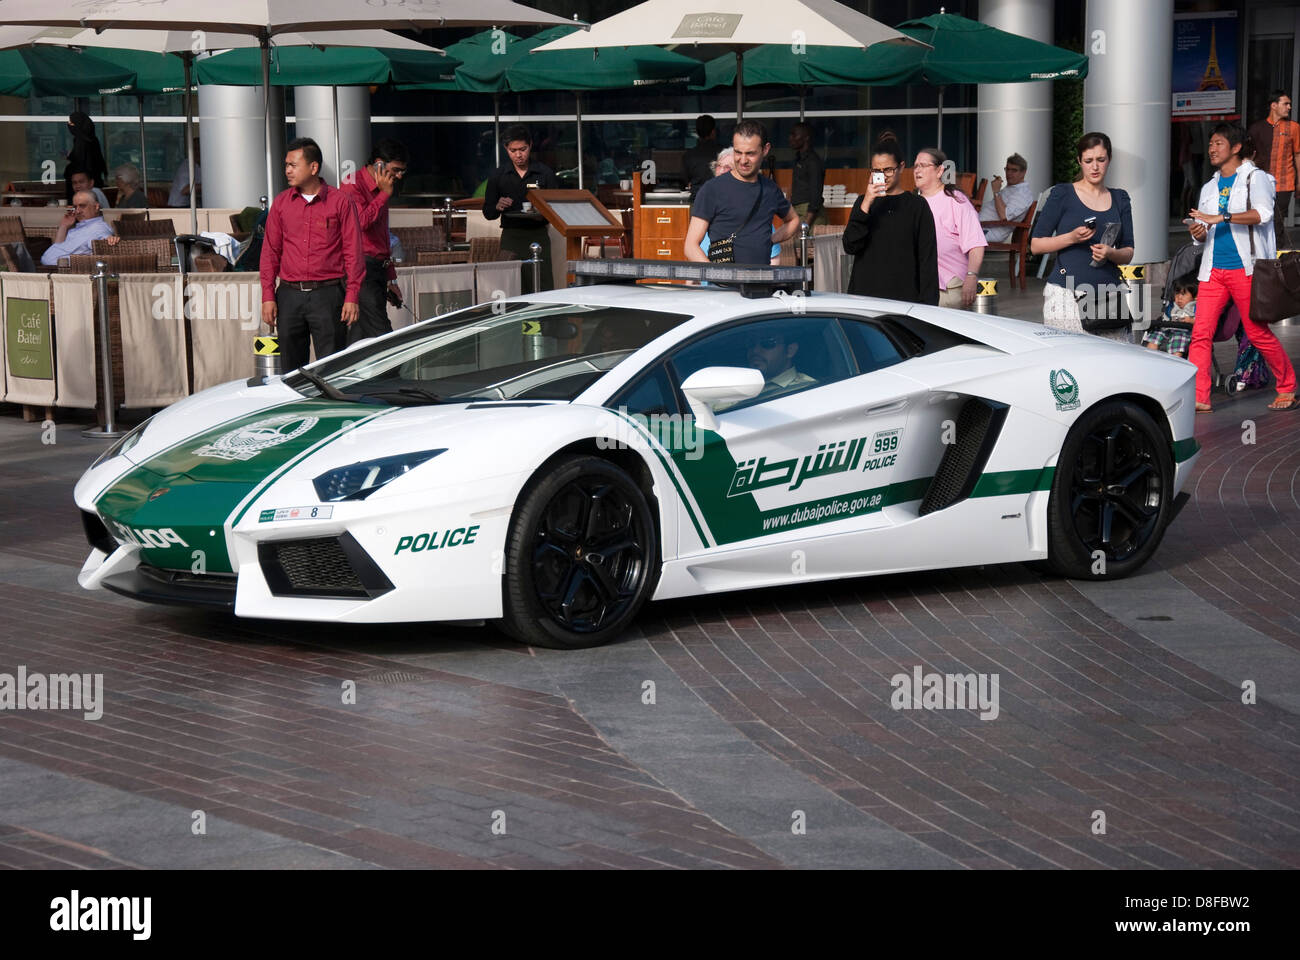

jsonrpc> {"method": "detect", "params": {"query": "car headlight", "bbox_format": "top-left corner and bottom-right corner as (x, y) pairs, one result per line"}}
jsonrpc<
(92, 416), (154, 468)
(312, 449), (447, 502)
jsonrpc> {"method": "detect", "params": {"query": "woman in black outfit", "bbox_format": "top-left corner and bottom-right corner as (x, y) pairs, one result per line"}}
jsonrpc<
(842, 137), (939, 305)
(64, 111), (107, 204)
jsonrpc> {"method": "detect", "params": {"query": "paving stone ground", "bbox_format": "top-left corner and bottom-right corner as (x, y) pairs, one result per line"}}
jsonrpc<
(0, 288), (1296, 869)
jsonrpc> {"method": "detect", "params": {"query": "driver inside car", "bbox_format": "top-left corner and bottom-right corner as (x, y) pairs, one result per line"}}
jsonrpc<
(716, 329), (817, 411)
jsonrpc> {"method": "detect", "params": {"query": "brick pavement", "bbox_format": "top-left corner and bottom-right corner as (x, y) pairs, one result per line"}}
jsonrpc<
(0, 317), (1296, 870)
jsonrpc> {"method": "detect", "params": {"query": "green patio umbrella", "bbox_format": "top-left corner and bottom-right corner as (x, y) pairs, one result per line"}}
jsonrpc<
(195, 45), (459, 87)
(694, 11), (1087, 143)
(507, 26), (705, 189)
(396, 29), (524, 167)
(403, 25), (706, 187)
(197, 43), (461, 186)
(886, 11), (1089, 150)
(0, 45), (136, 96)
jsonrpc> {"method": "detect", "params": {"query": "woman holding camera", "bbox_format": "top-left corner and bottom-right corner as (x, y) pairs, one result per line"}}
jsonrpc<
(1030, 131), (1135, 342)
(842, 136), (939, 305)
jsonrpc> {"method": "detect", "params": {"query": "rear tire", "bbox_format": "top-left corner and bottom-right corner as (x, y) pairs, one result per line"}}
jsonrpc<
(500, 456), (656, 649)
(1044, 400), (1174, 580)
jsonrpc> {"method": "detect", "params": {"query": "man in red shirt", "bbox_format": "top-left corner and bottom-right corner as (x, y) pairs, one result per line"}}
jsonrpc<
(340, 138), (408, 344)
(1247, 89), (1300, 248)
(260, 137), (363, 373)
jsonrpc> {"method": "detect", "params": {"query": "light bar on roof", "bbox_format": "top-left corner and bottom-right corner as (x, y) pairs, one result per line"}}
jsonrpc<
(568, 258), (811, 298)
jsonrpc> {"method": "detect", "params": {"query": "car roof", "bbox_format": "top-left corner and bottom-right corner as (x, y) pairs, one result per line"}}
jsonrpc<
(520, 283), (925, 324)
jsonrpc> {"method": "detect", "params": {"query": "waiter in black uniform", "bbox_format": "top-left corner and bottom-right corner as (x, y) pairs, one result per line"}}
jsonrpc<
(483, 124), (559, 293)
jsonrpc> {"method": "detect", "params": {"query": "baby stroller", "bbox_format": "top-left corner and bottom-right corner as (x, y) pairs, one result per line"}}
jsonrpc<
(1160, 241), (1252, 395)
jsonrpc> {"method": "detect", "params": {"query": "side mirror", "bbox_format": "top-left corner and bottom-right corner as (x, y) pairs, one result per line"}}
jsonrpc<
(680, 366), (765, 431)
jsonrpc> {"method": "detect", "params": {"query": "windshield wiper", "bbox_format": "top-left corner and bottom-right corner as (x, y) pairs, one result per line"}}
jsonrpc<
(360, 386), (445, 405)
(296, 368), (351, 402)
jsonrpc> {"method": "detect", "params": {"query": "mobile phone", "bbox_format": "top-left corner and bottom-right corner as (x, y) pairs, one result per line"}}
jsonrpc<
(376, 160), (385, 171)
(871, 171), (885, 186)
(1182, 217), (1196, 226)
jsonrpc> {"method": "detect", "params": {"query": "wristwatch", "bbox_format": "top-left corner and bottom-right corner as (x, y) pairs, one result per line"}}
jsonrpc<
(1223, 211), (1232, 223)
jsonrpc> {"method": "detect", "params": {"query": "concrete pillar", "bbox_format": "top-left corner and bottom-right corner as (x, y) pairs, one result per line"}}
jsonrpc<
(1084, 0), (1174, 264)
(293, 86), (372, 186)
(198, 84), (285, 208)
(977, 0), (1054, 202)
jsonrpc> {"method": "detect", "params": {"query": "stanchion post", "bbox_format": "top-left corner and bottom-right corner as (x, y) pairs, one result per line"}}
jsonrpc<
(529, 242), (542, 293)
(82, 260), (124, 439)
(443, 198), (454, 251)
(799, 222), (811, 294)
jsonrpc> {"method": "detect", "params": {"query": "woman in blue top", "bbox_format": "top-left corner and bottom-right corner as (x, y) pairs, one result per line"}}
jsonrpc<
(1030, 132), (1136, 342)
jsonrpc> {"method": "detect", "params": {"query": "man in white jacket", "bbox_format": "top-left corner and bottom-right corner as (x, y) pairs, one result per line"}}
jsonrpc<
(1187, 122), (1297, 412)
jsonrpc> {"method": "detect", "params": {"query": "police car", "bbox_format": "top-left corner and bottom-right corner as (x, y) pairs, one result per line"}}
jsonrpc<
(75, 261), (1199, 648)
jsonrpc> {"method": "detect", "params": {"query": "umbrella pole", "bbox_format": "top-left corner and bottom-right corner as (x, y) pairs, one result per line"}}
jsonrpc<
(936, 85), (944, 153)
(493, 93), (500, 168)
(138, 94), (149, 201)
(185, 55), (197, 235)
(263, 35), (275, 206)
(333, 85), (341, 187)
(736, 51), (744, 120)
(575, 92), (583, 190)
(799, 87), (806, 123)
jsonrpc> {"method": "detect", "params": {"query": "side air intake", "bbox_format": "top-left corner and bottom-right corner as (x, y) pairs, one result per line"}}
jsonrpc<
(919, 398), (1009, 516)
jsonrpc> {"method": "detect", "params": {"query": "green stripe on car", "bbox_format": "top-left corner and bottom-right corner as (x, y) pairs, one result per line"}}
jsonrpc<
(95, 401), (395, 573)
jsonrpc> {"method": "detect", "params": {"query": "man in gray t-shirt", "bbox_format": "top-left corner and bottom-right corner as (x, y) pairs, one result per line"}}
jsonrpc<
(686, 120), (798, 266)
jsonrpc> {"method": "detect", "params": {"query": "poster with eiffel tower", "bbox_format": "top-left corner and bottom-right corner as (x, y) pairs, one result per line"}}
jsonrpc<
(1173, 12), (1238, 120)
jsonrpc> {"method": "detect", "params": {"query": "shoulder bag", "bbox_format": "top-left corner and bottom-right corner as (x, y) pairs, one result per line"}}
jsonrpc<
(1246, 170), (1300, 323)
(707, 183), (766, 264)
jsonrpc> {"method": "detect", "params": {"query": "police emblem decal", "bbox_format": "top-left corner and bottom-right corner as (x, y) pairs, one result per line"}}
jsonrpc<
(193, 414), (319, 461)
(1050, 369), (1080, 412)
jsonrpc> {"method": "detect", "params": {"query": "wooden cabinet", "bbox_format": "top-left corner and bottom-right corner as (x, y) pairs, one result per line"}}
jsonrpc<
(639, 206), (690, 239)
(636, 237), (685, 259)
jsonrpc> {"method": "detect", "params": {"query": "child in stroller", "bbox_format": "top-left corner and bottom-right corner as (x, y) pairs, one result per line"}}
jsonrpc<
(1143, 275), (1196, 358)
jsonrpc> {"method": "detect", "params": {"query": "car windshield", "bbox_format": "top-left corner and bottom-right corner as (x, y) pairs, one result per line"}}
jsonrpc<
(289, 302), (690, 404)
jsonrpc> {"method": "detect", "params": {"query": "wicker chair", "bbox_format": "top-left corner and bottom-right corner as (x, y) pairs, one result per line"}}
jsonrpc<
(114, 217), (176, 238)
(0, 215), (22, 243)
(469, 236), (505, 262)
(392, 225), (446, 257)
(416, 250), (470, 265)
(93, 236), (172, 270)
(0, 215), (53, 261)
(60, 253), (163, 274)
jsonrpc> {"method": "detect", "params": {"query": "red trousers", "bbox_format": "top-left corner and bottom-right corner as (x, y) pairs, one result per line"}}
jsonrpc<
(1190, 267), (1297, 404)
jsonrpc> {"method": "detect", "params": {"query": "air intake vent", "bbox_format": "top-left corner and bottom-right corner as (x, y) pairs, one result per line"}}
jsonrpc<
(82, 510), (117, 555)
(258, 532), (393, 599)
(919, 399), (1008, 516)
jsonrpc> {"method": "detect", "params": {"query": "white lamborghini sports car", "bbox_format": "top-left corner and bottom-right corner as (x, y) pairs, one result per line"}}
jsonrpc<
(75, 262), (1200, 648)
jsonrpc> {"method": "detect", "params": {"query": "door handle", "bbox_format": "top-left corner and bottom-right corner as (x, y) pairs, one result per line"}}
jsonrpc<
(863, 399), (908, 415)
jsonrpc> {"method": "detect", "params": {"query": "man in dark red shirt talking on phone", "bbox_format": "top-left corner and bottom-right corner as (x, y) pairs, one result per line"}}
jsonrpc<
(260, 137), (364, 373)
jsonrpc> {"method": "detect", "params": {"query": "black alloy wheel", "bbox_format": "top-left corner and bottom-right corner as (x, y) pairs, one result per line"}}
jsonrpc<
(501, 456), (656, 648)
(1045, 400), (1174, 579)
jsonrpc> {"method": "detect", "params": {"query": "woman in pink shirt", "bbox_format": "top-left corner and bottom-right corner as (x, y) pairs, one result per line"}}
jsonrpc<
(914, 148), (987, 309)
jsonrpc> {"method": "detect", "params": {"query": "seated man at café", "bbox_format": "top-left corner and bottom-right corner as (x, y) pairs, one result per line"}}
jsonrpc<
(979, 153), (1033, 243)
(68, 168), (110, 211)
(39, 190), (118, 266)
(112, 163), (150, 208)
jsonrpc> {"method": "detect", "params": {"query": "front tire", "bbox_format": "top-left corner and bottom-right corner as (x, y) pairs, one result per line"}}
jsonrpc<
(1044, 400), (1174, 579)
(500, 456), (656, 649)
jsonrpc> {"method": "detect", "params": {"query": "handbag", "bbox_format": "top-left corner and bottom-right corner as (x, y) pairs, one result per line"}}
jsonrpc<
(1078, 283), (1135, 332)
(1241, 170), (1300, 323)
(707, 184), (765, 264)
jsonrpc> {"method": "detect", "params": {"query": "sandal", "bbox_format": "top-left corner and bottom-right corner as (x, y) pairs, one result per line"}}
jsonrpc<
(1195, 402), (1213, 414)
(1268, 393), (1299, 411)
